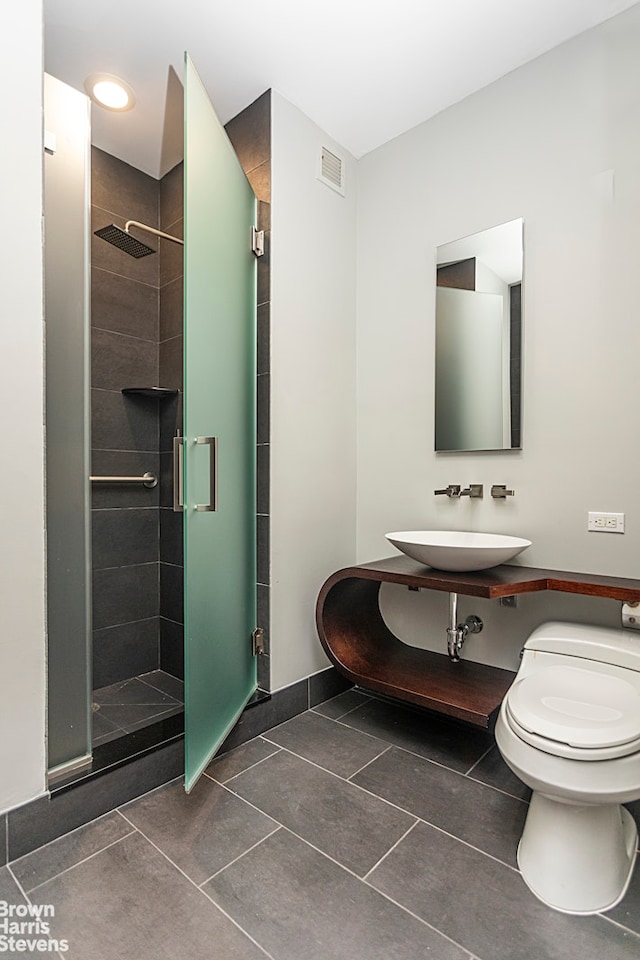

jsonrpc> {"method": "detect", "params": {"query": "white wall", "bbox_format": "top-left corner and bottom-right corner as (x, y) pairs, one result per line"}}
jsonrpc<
(356, 7), (640, 670)
(270, 93), (358, 691)
(0, 0), (47, 813)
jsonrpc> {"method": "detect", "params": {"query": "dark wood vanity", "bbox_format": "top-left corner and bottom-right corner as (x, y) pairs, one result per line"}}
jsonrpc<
(316, 557), (640, 728)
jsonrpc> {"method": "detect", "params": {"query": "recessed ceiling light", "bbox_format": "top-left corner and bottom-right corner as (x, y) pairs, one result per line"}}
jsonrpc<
(84, 73), (135, 111)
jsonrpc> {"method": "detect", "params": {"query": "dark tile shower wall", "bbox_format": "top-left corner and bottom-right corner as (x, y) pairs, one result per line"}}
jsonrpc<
(91, 147), (161, 690)
(159, 162), (185, 680)
(226, 90), (271, 692)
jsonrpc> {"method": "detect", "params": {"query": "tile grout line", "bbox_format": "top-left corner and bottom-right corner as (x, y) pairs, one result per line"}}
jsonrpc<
(360, 873), (477, 959)
(215, 777), (288, 829)
(91, 324), (158, 346)
(256, 737), (453, 821)
(229, 738), (525, 874)
(333, 699), (374, 720)
(362, 818), (419, 881)
(203, 743), (282, 785)
(413, 817), (523, 874)
(133, 676), (183, 702)
(6, 863), (31, 903)
(346, 756), (490, 824)
(465, 770), (530, 804)
(347, 743), (393, 780)
(328, 694), (374, 721)
(463, 744), (532, 803)
(306, 707), (390, 747)
(95, 692), (179, 705)
(197, 825), (282, 888)
(92, 506), (160, 512)
(6, 864), (67, 960)
(94, 708), (183, 742)
(102, 677), (182, 712)
(7, 808), (136, 870)
(259, 824), (382, 885)
(90, 558), (158, 571)
(16, 716), (639, 954)
(92, 614), (159, 630)
(255, 733), (515, 860)
(116, 810), (276, 960)
(331, 714), (529, 806)
(205, 780), (419, 892)
(198, 887), (277, 960)
(23, 831), (137, 896)
(333, 724), (463, 780)
(116, 776), (184, 815)
(597, 911), (640, 940)
(253, 825), (475, 960)
(90, 263), (158, 291)
(464, 744), (494, 777)
(211, 760), (510, 957)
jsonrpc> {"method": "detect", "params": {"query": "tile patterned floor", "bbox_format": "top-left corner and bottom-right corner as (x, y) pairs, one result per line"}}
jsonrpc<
(91, 670), (184, 746)
(3, 690), (640, 960)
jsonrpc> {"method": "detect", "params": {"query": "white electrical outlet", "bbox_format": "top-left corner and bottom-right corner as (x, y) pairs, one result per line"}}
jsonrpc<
(587, 512), (625, 533)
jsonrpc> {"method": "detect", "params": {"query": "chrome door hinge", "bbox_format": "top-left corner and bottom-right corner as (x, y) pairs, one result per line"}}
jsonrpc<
(252, 626), (265, 655)
(251, 226), (264, 257)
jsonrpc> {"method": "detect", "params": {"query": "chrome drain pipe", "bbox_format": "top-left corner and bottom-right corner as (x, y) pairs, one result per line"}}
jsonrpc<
(447, 592), (483, 662)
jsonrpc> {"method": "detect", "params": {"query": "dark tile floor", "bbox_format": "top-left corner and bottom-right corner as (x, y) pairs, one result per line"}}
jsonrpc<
(92, 670), (184, 746)
(3, 690), (640, 960)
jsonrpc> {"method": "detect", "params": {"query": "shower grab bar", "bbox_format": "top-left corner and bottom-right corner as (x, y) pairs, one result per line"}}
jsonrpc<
(90, 472), (158, 489)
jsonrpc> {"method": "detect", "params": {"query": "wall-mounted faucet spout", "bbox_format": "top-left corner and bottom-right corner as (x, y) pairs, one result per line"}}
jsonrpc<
(491, 484), (515, 498)
(447, 592), (483, 661)
(435, 484), (461, 498)
(434, 483), (483, 498)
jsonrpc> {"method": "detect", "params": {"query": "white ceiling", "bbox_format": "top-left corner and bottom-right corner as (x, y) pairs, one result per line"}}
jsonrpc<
(45, 0), (638, 178)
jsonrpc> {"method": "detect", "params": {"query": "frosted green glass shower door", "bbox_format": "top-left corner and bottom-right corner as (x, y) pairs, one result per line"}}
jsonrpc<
(183, 55), (257, 791)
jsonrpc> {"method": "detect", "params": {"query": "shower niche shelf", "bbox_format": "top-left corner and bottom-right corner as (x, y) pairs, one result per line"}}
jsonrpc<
(122, 386), (179, 399)
(316, 556), (640, 729)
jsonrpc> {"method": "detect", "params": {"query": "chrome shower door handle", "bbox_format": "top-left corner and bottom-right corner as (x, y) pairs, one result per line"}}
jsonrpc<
(195, 436), (218, 512)
(173, 435), (184, 512)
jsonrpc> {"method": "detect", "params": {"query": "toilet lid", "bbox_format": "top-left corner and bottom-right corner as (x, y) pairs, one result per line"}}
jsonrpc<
(507, 665), (640, 749)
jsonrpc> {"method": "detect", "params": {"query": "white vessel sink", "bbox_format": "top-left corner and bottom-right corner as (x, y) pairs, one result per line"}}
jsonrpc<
(385, 530), (532, 572)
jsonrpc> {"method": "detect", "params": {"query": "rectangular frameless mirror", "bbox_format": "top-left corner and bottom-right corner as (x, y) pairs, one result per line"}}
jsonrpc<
(435, 218), (523, 452)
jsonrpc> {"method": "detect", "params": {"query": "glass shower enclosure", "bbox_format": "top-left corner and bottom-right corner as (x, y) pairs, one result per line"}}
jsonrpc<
(45, 57), (258, 790)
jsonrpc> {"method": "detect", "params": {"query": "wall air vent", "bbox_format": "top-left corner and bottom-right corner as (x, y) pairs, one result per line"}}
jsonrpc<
(318, 145), (345, 196)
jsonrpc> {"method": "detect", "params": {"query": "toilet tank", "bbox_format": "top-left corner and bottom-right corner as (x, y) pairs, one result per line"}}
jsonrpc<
(524, 621), (640, 673)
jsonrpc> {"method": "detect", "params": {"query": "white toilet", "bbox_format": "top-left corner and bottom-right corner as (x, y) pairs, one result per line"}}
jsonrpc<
(495, 620), (640, 916)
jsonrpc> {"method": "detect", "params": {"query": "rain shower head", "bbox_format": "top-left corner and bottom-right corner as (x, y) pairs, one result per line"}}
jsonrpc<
(94, 220), (184, 259)
(94, 223), (155, 258)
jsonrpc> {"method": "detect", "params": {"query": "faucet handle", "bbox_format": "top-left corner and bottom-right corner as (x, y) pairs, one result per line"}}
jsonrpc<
(491, 484), (515, 498)
(460, 484), (484, 499)
(434, 484), (461, 498)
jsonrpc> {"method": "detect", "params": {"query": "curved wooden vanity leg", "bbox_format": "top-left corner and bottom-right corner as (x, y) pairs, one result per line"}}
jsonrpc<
(316, 567), (515, 728)
(316, 576), (390, 682)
